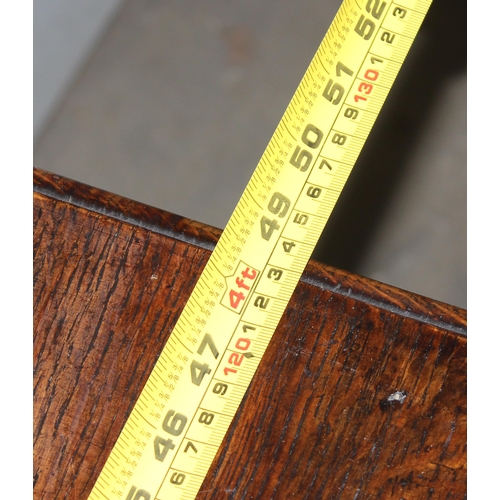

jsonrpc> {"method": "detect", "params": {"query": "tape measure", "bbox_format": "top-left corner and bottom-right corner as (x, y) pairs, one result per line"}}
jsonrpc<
(88, 0), (432, 498)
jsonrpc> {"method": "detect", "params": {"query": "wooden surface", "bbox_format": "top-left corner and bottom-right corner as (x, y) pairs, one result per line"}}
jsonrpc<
(33, 167), (466, 499)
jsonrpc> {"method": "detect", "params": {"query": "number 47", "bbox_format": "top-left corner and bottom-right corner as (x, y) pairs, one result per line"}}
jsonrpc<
(190, 333), (219, 386)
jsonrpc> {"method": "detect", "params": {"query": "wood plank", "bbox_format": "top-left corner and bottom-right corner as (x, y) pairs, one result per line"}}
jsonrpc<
(33, 167), (466, 499)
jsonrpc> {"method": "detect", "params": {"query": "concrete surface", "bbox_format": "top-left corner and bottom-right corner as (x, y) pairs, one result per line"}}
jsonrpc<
(34, 0), (125, 139)
(33, 0), (466, 308)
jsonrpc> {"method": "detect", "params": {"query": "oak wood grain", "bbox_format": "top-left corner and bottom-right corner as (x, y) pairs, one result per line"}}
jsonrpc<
(33, 167), (466, 499)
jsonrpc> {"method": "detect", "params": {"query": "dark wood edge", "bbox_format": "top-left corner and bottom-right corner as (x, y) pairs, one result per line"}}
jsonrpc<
(33, 167), (221, 251)
(33, 166), (466, 336)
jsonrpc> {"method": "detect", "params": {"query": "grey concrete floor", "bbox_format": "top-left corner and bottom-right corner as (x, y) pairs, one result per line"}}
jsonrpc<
(34, 0), (466, 309)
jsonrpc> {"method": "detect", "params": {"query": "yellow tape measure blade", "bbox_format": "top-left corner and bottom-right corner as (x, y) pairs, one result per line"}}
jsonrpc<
(88, 0), (432, 498)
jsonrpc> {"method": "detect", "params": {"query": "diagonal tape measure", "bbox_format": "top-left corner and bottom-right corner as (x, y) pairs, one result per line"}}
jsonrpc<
(89, 0), (432, 498)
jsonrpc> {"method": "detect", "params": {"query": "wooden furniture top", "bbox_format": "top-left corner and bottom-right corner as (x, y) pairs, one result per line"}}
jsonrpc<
(34, 167), (466, 499)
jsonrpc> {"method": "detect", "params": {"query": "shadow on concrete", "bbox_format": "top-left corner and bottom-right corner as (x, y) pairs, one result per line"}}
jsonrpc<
(311, 0), (466, 272)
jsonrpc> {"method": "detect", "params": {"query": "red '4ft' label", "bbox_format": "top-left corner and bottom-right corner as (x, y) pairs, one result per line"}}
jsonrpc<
(221, 262), (259, 314)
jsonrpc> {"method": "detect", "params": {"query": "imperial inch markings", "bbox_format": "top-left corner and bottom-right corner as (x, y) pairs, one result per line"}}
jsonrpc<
(89, 0), (432, 498)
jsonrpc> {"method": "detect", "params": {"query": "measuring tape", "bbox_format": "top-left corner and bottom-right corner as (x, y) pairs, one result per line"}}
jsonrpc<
(89, 0), (431, 498)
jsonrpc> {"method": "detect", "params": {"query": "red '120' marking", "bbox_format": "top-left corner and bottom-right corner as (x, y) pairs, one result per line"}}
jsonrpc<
(223, 338), (253, 376)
